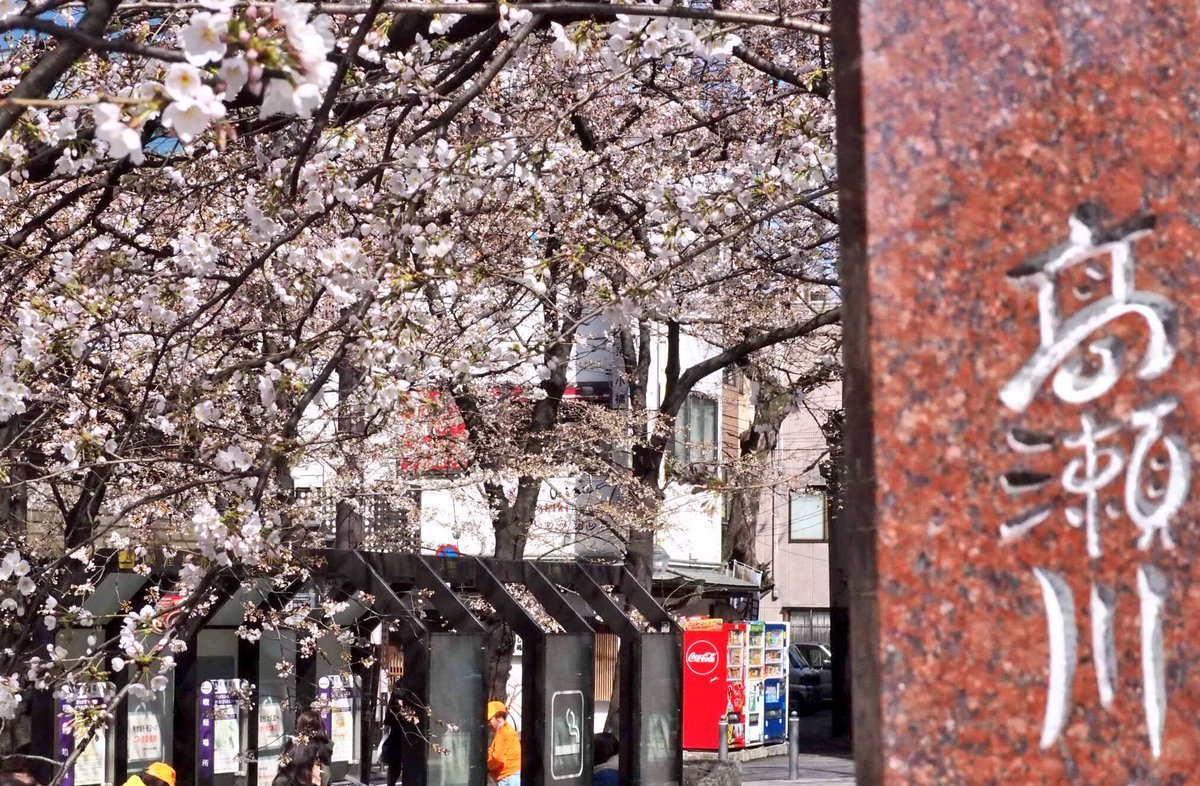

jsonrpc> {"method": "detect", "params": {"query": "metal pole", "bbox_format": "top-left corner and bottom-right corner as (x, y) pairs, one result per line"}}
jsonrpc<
(718, 717), (729, 762)
(788, 711), (800, 779)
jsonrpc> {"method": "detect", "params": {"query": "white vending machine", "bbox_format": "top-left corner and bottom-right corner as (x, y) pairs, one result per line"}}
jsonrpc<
(745, 621), (766, 746)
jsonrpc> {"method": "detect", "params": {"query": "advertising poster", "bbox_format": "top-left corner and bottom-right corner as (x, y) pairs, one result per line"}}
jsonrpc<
(57, 695), (108, 786)
(329, 676), (355, 763)
(128, 706), (164, 764)
(258, 698), (284, 751)
(213, 681), (242, 775)
(202, 679), (244, 776)
(73, 728), (107, 786)
(257, 756), (279, 786)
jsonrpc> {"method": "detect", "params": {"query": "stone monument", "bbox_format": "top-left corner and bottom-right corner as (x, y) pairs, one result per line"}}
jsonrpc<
(837, 2), (1200, 783)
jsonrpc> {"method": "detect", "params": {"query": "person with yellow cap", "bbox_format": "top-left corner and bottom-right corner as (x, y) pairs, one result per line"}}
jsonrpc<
(120, 762), (175, 786)
(485, 701), (521, 786)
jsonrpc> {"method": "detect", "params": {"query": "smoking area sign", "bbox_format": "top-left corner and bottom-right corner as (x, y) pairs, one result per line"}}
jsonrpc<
(550, 690), (584, 780)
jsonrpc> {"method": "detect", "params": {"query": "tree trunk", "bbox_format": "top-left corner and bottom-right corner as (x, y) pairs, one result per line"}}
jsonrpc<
(335, 358), (364, 548)
(821, 408), (851, 740)
(0, 420), (27, 541)
(489, 476), (540, 560)
(722, 372), (796, 567)
(485, 619), (517, 702)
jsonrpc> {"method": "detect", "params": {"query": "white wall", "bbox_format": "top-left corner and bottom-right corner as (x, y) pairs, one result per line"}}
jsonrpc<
(651, 331), (725, 563)
(658, 483), (723, 564)
(417, 478), (583, 557)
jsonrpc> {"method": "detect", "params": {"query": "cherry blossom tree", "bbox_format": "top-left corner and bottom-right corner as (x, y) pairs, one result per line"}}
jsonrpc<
(0, 0), (838, 774)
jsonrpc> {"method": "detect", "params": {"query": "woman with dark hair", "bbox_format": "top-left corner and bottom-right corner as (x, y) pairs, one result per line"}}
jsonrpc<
(275, 710), (333, 786)
(295, 710), (326, 739)
(271, 741), (331, 786)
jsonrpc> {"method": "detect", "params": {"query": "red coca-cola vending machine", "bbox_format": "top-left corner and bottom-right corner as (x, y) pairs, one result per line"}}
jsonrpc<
(682, 620), (749, 750)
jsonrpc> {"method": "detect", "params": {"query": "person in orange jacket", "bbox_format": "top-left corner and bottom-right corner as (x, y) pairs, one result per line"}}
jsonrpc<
(120, 763), (175, 786)
(485, 701), (521, 786)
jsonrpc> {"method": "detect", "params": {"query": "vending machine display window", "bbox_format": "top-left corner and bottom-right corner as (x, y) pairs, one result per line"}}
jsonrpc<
(744, 622), (765, 746)
(761, 623), (789, 744)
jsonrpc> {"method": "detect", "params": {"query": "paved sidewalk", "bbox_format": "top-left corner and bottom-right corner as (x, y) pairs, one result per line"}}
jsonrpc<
(740, 753), (855, 785)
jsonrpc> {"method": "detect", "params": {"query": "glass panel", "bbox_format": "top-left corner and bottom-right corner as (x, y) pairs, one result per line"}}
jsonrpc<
(426, 635), (486, 786)
(789, 493), (826, 541)
(698, 399), (717, 460)
(672, 399), (689, 462)
(673, 396), (718, 463)
(637, 636), (681, 786)
(127, 633), (174, 774)
(256, 630), (296, 786)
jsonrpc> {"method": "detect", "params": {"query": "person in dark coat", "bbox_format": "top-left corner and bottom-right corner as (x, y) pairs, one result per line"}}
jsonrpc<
(592, 732), (619, 786)
(381, 687), (422, 786)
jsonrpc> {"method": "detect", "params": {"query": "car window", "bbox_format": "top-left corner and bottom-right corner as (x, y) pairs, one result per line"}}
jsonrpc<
(802, 646), (828, 669)
(789, 648), (809, 669)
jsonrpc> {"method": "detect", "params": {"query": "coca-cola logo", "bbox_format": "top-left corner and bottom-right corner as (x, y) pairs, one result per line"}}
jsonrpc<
(685, 641), (720, 676)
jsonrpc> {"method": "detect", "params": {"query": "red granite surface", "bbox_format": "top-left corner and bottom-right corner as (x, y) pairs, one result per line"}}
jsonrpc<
(851, 3), (1200, 783)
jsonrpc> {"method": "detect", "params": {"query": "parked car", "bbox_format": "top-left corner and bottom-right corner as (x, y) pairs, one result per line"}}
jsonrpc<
(787, 646), (822, 713)
(792, 642), (833, 702)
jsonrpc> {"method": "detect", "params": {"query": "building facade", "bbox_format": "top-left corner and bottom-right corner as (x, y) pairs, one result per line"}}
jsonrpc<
(754, 382), (839, 645)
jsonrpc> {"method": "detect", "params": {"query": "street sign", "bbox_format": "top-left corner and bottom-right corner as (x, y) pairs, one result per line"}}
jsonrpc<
(435, 544), (460, 557)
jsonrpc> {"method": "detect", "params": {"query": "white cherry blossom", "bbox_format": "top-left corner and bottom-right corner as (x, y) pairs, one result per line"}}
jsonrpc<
(218, 57), (249, 96)
(91, 103), (144, 163)
(162, 84), (226, 142)
(163, 63), (206, 101)
(0, 552), (21, 581)
(180, 11), (228, 66)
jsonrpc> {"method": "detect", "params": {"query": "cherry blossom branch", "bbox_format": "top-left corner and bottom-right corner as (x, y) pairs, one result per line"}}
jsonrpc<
(0, 0), (120, 141)
(732, 45), (829, 96)
(407, 12), (545, 141)
(660, 306), (842, 419)
(287, 0), (389, 196)
(96, 1), (831, 34)
(0, 16), (186, 62)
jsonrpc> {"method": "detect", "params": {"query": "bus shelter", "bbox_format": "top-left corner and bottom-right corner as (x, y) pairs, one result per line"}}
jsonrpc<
(357, 552), (490, 786)
(538, 562), (683, 786)
(29, 551), (680, 786)
(427, 557), (596, 786)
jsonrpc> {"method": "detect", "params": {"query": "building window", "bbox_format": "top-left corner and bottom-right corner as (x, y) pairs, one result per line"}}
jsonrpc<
(788, 608), (832, 646)
(788, 488), (827, 542)
(672, 395), (718, 464)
